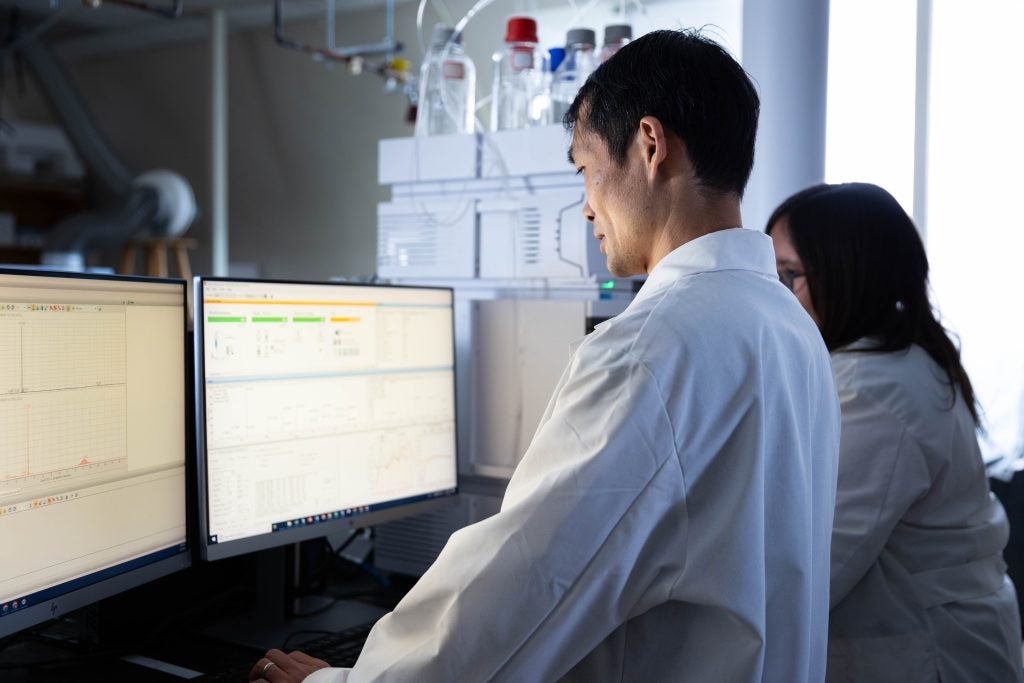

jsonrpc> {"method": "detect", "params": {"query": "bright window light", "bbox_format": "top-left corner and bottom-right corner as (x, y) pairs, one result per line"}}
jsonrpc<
(825, 0), (917, 215)
(827, 0), (1024, 463)
(926, 0), (1024, 463)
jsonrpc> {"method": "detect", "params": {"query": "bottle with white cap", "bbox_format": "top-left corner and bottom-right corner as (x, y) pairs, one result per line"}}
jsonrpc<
(599, 24), (633, 63)
(491, 16), (551, 131)
(551, 27), (597, 125)
(415, 24), (476, 136)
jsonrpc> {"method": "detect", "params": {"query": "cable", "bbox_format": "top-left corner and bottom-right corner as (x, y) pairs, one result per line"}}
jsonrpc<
(555, 195), (587, 277)
(568, 0), (605, 31)
(451, 0), (498, 38)
(292, 532), (364, 599)
(0, 9), (64, 62)
(416, 0), (429, 56)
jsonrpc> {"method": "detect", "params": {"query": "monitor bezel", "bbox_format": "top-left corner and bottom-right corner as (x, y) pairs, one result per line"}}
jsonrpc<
(0, 267), (191, 639)
(193, 276), (460, 562)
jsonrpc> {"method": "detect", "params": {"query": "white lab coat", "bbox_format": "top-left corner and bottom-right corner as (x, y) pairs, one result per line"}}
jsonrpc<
(306, 228), (840, 683)
(827, 343), (1023, 682)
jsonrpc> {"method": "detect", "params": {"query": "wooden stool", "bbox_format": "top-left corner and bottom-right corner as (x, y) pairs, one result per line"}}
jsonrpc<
(120, 237), (197, 279)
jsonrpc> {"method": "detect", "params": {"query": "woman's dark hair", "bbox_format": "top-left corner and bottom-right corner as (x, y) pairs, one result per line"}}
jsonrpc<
(765, 182), (980, 423)
(564, 29), (759, 198)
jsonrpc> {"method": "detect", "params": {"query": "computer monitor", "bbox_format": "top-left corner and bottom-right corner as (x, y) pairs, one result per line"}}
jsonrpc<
(0, 269), (189, 638)
(194, 277), (458, 561)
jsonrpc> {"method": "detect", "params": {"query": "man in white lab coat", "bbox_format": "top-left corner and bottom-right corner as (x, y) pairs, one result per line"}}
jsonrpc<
(252, 29), (840, 683)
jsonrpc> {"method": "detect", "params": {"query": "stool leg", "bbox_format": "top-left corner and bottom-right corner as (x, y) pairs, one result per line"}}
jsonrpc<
(174, 244), (192, 282)
(148, 243), (168, 277)
(120, 246), (136, 274)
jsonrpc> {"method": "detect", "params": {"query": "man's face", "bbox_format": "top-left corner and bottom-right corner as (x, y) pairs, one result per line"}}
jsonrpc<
(569, 124), (652, 277)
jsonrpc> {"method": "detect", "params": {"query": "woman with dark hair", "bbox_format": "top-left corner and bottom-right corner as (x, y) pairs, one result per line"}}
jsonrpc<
(767, 182), (1023, 681)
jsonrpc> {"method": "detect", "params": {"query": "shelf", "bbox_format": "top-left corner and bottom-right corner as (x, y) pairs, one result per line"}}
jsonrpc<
(0, 172), (89, 230)
(0, 245), (44, 266)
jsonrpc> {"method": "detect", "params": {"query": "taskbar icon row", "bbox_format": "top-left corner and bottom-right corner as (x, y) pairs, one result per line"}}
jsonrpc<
(0, 598), (29, 617)
(271, 506), (370, 533)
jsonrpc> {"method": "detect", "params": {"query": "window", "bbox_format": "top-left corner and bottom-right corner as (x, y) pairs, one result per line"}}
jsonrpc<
(926, 0), (1024, 464)
(827, 0), (1024, 464)
(824, 0), (916, 213)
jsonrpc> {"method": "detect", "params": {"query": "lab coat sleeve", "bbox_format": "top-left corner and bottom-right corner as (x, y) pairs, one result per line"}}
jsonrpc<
(305, 668), (348, 682)
(316, 347), (684, 682)
(829, 386), (931, 608)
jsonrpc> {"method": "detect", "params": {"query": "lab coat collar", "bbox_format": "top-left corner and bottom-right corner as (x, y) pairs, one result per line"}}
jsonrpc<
(833, 338), (879, 354)
(833, 337), (914, 356)
(634, 227), (776, 305)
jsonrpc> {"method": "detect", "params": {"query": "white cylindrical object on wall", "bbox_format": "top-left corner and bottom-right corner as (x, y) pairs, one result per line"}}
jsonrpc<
(210, 8), (229, 277)
(741, 0), (830, 231)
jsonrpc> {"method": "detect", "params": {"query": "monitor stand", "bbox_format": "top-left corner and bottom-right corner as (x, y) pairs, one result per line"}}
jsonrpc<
(199, 545), (388, 652)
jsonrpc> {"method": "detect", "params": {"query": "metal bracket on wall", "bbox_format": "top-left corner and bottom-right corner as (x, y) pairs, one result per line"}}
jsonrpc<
(71, 0), (183, 19)
(273, 0), (402, 63)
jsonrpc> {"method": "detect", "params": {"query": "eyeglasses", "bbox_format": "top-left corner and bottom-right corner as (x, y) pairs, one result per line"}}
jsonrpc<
(778, 268), (806, 292)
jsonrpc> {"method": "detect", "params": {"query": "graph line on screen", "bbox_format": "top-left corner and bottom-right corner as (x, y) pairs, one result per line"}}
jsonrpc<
(0, 304), (128, 490)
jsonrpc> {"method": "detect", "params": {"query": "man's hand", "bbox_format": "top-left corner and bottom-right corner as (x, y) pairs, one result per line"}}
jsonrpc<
(248, 649), (331, 682)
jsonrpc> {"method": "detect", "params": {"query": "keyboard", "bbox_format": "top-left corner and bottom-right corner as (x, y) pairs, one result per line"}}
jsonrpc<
(200, 621), (374, 681)
(296, 621), (374, 667)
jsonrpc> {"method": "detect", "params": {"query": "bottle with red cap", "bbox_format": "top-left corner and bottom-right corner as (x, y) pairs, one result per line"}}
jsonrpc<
(490, 16), (551, 131)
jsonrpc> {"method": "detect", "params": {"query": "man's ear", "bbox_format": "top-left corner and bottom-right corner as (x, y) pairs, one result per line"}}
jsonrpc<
(637, 115), (668, 182)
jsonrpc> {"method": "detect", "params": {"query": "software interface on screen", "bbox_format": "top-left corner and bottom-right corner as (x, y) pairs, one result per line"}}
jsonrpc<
(0, 273), (187, 623)
(199, 280), (457, 551)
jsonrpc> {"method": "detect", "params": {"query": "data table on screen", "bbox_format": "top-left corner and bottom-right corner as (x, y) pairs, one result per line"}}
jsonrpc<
(197, 280), (458, 551)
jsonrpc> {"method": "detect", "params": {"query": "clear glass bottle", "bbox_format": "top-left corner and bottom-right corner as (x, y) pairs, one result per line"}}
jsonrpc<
(490, 16), (551, 131)
(551, 28), (597, 125)
(415, 24), (476, 136)
(599, 24), (632, 63)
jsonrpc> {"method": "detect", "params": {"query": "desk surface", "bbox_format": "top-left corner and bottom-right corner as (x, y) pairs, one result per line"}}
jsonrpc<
(1, 597), (387, 682)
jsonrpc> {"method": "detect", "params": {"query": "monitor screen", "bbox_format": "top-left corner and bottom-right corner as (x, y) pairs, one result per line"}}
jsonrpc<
(195, 278), (458, 561)
(0, 269), (189, 638)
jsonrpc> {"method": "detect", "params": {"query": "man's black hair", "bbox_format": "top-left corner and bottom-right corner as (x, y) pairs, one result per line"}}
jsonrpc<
(564, 28), (760, 197)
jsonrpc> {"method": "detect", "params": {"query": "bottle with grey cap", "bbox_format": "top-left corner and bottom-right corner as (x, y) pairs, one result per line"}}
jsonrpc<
(551, 27), (597, 124)
(415, 24), (476, 136)
(599, 24), (632, 63)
